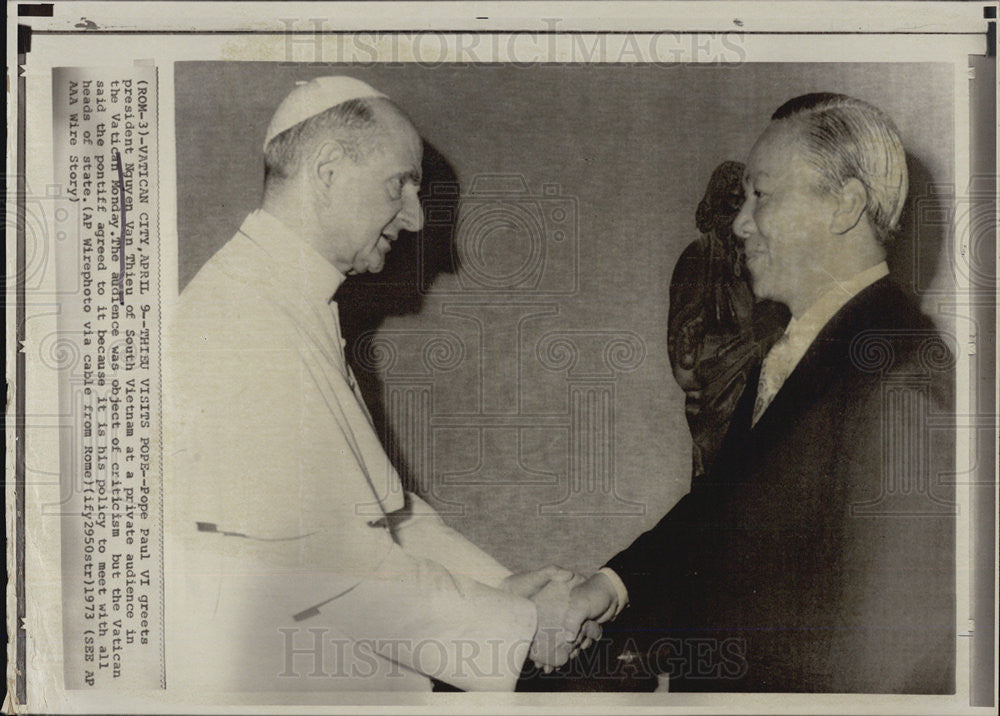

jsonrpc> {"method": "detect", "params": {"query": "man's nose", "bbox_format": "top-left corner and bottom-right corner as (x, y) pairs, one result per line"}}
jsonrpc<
(398, 188), (424, 232)
(732, 198), (754, 241)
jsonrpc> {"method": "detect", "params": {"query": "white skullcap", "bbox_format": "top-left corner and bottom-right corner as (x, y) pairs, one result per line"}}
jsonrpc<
(263, 76), (387, 151)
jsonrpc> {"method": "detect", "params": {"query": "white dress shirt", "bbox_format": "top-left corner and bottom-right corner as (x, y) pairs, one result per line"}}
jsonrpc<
(164, 210), (536, 693)
(751, 261), (889, 424)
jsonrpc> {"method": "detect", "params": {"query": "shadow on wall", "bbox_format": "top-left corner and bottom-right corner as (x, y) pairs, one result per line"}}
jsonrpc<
(889, 153), (949, 301)
(338, 140), (460, 489)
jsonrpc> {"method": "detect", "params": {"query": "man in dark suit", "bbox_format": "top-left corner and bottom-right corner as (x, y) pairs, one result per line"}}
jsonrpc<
(562, 93), (956, 693)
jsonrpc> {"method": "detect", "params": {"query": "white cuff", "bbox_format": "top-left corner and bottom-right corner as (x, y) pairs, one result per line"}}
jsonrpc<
(598, 567), (629, 618)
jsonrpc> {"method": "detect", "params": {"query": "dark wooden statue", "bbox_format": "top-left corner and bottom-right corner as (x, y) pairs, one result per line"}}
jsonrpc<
(667, 160), (789, 479)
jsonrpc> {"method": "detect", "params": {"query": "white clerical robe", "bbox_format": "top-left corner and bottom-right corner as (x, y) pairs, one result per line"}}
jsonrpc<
(163, 210), (535, 693)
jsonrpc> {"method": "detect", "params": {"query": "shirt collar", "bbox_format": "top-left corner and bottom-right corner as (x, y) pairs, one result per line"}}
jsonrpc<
(237, 209), (346, 305)
(783, 261), (889, 350)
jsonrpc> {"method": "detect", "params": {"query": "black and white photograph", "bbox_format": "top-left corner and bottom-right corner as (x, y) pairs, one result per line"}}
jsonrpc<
(5, 3), (996, 713)
(168, 61), (960, 695)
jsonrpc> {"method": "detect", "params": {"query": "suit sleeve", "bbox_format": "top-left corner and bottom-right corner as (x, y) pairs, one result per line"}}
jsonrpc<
(603, 483), (714, 626)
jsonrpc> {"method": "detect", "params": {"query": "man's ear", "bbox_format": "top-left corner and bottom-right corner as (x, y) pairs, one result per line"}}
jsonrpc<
(313, 141), (346, 190)
(830, 177), (867, 235)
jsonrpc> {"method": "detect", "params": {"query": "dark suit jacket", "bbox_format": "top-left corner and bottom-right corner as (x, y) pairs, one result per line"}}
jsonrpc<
(606, 278), (956, 693)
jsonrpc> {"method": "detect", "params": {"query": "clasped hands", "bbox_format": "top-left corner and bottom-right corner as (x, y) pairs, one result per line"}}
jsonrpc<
(501, 566), (620, 672)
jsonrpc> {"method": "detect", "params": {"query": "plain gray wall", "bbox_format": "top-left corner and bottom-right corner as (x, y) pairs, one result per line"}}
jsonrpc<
(175, 61), (955, 573)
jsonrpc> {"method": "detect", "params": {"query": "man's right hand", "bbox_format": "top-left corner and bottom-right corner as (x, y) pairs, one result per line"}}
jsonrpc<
(528, 576), (577, 671)
(522, 570), (605, 672)
(500, 564), (575, 599)
(564, 572), (619, 637)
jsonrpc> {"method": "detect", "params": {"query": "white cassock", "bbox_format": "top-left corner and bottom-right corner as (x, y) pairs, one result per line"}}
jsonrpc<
(163, 210), (536, 692)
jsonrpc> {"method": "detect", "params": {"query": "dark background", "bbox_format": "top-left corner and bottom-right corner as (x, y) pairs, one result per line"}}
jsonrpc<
(175, 61), (955, 573)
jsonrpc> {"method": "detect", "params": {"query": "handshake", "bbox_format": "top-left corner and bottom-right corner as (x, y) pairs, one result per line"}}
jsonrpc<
(500, 565), (621, 672)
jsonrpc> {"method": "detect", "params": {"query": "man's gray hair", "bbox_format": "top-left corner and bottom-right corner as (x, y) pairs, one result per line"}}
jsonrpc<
(772, 93), (908, 246)
(263, 97), (384, 187)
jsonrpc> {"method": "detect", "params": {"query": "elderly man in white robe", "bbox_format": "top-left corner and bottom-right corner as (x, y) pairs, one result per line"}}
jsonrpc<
(164, 77), (597, 693)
